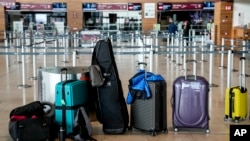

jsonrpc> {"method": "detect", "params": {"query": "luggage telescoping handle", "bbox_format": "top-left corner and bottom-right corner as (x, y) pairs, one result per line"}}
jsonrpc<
(138, 62), (147, 78)
(239, 57), (246, 89)
(60, 68), (68, 134)
(227, 50), (233, 88)
(185, 60), (197, 80)
(61, 68), (68, 82)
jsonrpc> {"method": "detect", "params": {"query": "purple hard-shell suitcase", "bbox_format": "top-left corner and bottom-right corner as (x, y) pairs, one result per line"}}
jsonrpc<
(172, 60), (210, 133)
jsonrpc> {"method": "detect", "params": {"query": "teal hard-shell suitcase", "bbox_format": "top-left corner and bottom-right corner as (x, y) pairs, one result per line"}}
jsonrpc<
(55, 69), (89, 135)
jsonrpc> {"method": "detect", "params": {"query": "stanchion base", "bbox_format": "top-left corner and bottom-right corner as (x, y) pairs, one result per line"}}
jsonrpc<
(232, 69), (238, 72)
(180, 69), (190, 72)
(180, 69), (185, 72)
(14, 61), (22, 64)
(218, 66), (227, 69)
(169, 60), (176, 63)
(61, 61), (69, 63)
(199, 60), (207, 63)
(209, 83), (219, 87)
(29, 77), (37, 80)
(17, 84), (32, 88)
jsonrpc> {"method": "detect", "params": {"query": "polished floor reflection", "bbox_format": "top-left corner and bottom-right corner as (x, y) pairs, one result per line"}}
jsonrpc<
(0, 45), (250, 141)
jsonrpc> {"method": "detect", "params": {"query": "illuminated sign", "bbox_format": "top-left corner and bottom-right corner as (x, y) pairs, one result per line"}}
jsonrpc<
(202, 2), (214, 10)
(172, 3), (202, 10)
(97, 3), (127, 10)
(157, 3), (172, 11)
(5, 2), (20, 10)
(83, 3), (97, 11)
(52, 3), (67, 12)
(128, 3), (141, 11)
(21, 3), (52, 11)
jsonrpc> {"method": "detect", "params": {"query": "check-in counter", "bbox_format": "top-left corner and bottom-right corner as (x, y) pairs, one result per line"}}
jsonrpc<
(233, 26), (250, 40)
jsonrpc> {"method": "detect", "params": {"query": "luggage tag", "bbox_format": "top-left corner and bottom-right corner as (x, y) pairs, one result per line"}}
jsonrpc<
(61, 99), (66, 106)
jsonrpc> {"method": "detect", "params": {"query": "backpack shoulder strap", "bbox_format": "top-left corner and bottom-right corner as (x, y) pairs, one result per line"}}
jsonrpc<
(73, 107), (97, 141)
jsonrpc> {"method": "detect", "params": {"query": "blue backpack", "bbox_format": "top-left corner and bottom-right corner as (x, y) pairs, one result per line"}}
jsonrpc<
(126, 70), (165, 104)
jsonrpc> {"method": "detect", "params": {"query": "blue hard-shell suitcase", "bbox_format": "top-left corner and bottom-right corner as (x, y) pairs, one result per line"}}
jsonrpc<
(55, 68), (89, 135)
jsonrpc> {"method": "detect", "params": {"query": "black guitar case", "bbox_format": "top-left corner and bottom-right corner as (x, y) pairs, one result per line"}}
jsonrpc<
(91, 38), (129, 134)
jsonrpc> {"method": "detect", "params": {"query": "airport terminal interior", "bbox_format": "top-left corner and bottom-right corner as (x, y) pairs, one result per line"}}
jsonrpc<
(0, 32), (249, 141)
(1, 0), (250, 141)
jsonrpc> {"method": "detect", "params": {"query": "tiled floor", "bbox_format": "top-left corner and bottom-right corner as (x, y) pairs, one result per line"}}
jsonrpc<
(0, 41), (250, 141)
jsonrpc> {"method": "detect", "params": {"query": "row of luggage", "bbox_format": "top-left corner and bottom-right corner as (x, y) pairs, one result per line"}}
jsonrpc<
(127, 59), (210, 135)
(127, 50), (248, 135)
(8, 38), (130, 141)
(26, 38), (248, 140)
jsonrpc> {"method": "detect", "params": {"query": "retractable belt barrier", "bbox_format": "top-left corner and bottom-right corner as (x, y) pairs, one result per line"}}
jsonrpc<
(1, 30), (250, 89)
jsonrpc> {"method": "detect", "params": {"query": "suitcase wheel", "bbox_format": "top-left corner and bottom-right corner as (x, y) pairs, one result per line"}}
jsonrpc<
(224, 116), (229, 121)
(152, 131), (156, 136)
(234, 117), (240, 123)
(128, 126), (132, 130)
(206, 129), (210, 134)
(234, 119), (239, 123)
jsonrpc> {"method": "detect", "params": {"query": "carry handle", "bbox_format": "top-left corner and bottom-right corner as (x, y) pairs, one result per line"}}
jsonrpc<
(239, 57), (246, 89)
(61, 68), (67, 82)
(137, 62), (147, 70)
(138, 62), (147, 67)
(185, 60), (197, 80)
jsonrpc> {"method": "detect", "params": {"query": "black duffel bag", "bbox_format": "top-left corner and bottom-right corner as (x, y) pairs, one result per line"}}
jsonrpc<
(9, 101), (58, 141)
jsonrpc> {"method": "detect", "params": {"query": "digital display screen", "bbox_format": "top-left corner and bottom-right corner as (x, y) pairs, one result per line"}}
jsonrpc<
(128, 3), (142, 11)
(157, 3), (172, 11)
(5, 2), (20, 10)
(83, 3), (97, 11)
(52, 3), (67, 11)
(202, 2), (214, 10)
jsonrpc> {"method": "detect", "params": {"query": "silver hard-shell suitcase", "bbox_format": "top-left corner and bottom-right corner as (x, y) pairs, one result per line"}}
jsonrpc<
(130, 80), (167, 136)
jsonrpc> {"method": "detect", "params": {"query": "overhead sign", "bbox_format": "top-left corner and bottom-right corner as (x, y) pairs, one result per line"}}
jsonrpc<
(97, 3), (127, 10)
(172, 3), (202, 10)
(157, 2), (212, 11)
(21, 3), (52, 11)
